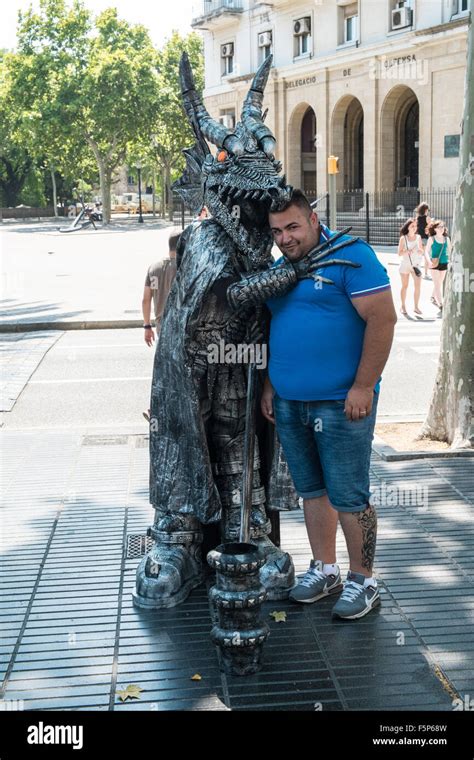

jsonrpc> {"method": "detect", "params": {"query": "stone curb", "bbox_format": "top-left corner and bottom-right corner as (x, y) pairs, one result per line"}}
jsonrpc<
(0, 319), (143, 333)
(372, 433), (473, 461)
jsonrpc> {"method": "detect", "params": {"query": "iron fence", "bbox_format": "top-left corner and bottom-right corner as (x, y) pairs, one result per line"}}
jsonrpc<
(171, 196), (195, 228)
(305, 187), (456, 245)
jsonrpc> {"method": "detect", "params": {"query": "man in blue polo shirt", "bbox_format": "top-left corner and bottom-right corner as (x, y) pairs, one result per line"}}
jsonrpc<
(261, 190), (397, 619)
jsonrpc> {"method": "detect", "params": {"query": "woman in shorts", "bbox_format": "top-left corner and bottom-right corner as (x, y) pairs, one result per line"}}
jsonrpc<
(397, 218), (424, 316)
(426, 220), (451, 310)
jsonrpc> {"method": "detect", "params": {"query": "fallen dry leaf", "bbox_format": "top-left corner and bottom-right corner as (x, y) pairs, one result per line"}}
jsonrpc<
(270, 611), (287, 623)
(116, 684), (143, 702)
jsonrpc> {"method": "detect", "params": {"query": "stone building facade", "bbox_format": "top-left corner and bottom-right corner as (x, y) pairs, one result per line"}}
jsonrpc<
(192, 0), (470, 197)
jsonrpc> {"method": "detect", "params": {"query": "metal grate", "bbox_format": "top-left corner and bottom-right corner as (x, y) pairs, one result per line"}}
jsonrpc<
(125, 533), (153, 559)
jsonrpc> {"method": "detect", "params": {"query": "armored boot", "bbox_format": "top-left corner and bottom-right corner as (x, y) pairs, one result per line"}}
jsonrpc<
(133, 511), (204, 609)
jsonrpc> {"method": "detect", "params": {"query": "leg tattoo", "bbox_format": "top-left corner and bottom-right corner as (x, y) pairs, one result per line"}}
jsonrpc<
(357, 504), (377, 572)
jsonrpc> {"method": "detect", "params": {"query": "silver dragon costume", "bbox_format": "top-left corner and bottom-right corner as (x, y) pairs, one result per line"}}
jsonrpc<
(133, 53), (360, 609)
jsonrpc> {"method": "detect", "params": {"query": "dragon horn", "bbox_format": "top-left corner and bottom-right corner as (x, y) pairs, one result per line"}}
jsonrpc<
(179, 52), (244, 154)
(241, 55), (276, 157)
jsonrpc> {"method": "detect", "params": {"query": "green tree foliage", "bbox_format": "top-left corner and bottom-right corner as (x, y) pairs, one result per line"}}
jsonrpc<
(3, 0), (93, 211)
(3, 0), (160, 223)
(80, 8), (160, 222)
(1, 2), (204, 222)
(142, 31), (204, 219)
(0, 61), (33, 206)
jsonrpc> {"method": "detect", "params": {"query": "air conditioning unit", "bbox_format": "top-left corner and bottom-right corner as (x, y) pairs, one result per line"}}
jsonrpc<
(221, 43), (234, 58)
(219, 114), (235, 129)
(258, 31), (272, 47)
(294, 17), (311, 35)
(391, 6), (412, 29)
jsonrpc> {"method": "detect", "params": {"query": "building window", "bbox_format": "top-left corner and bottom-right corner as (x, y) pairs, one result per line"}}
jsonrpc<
(338, 3), (359, 45)
(221, 42), (234, 76)
(293, 16), (311, 58)
(345, 14), (358, 42)
(258, 30), (272, 65)
(219, 109), (236, 129)
(452, 0), (469, 14)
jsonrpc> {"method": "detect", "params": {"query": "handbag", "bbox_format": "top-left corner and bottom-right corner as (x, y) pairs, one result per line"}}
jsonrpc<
(431, 239), (447, 270)
(409, 256), (422, 277)
(406, 241), (422, 277)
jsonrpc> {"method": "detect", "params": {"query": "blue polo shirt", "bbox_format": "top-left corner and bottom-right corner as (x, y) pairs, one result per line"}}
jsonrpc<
(266, 226), (391, 401)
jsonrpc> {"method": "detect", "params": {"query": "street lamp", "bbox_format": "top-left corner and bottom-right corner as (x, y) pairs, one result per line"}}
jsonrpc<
(136, 161), (144, 223)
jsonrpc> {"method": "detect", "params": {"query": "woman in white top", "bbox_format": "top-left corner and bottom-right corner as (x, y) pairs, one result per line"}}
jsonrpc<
(398, 218), (424, 316)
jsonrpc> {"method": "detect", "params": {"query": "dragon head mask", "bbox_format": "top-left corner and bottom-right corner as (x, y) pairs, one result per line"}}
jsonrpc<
(174, 53), (292, 266)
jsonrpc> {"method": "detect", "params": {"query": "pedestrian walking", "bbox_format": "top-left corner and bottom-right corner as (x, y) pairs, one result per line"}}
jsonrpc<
(261, 190), (397, 620)
(426, 220), (451, 310)
(142, 232), (179, 345)
(141, 232), (179, 421)
(414, 202), (432, 278)
(397, 219), (424, 316)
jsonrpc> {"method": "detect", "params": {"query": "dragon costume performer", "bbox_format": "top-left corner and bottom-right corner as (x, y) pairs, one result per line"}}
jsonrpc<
(133, 53), (361, 609)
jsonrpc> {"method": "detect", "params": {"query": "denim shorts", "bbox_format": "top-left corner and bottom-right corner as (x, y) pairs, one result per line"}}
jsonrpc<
(273, 392), (378, 512)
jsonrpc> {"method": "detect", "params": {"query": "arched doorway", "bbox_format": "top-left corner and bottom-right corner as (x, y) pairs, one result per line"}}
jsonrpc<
(331, 96), (364, 192)
(287, 102), (318, 198)
(380, 86), (419, 190)
(301, 106), (317, 199)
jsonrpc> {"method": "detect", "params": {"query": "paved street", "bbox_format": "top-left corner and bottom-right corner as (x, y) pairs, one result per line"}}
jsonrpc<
(1, 329), (152, 430)
(1, 219), (174, 328)
(1, 219), (445, 423)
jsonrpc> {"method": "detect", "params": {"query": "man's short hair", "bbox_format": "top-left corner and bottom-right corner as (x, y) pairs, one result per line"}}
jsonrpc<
(169, 233), (180, 252)
(271, 188), (313, 217)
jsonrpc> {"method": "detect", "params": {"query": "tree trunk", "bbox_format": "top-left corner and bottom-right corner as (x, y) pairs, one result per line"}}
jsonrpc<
(166, 164), (173, 222)
(86, 137), (111, 225)
(420, 22), (473, 449)
(161, 167), (166, 220)
(50, 166), (58, 218)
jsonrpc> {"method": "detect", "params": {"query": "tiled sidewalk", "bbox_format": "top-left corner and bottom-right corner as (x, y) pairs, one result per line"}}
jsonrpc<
(0, 430), (473, 711)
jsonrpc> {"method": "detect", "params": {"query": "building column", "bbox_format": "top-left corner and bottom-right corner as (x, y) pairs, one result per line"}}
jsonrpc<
(274, 76), (287, 169)
(364, 72), (378, 194)
(317, 69), (329, 196)
(418, 80), (432, 189)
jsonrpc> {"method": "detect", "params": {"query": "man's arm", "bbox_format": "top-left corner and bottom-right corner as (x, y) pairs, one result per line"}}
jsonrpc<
(345, 289), (397, 421)
(142, 285), (155, 346)
(261, 375), (275, 423)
